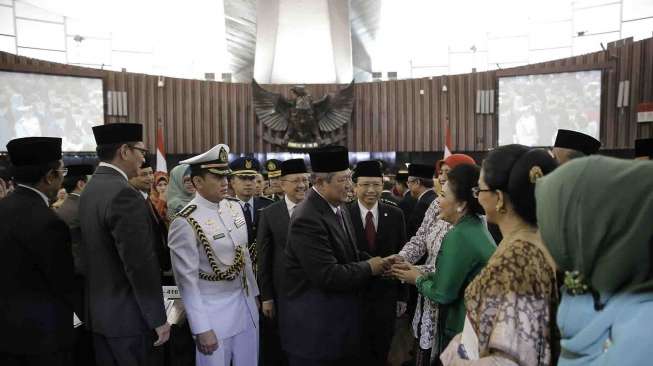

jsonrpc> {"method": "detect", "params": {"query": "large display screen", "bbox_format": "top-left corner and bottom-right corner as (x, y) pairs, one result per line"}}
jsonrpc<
(0, 71), (103, 152)
(498, 70), (601, 147)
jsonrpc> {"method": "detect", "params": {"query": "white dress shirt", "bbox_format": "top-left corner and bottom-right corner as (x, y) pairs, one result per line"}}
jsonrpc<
(284, 195), (298, 216)
(357, 200), (378, 231)
(99, 162), (128, 181)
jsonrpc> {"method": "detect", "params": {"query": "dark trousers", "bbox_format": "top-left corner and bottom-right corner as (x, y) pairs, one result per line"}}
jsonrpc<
(0, 351), (72, 366)
(359, 299), (395, 366)
(288, 354), (359, 366)
(93, 332), (162, 366)
(260, 312), (288, 366)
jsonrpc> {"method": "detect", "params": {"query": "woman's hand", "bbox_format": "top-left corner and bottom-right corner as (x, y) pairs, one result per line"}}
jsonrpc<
(390, 262), (422, 285)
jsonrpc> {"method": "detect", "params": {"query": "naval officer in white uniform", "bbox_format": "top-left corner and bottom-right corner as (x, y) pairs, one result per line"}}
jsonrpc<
(168, 144), (259, 366)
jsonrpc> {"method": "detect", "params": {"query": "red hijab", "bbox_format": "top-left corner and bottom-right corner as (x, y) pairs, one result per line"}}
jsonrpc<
(436, 154), (476, 175)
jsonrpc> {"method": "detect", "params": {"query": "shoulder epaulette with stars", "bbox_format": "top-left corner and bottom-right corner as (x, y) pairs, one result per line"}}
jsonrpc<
(176, 204), (197, 218)
(380, 198), (399, 207)
(225, 197), (240, 202)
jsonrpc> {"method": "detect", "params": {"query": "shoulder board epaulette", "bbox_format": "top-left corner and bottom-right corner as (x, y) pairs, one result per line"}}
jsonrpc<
(225, 197), (240, 202)
(176, 204), (197, 218)
(258, 196), (274, 203)
(380, 198), (399, 207)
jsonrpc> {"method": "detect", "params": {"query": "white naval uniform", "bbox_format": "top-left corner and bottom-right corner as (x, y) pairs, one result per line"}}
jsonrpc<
(168, 193), (259, 366)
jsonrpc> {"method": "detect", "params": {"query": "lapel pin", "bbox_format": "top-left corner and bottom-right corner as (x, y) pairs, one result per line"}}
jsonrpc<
(384, 213), (388, 217)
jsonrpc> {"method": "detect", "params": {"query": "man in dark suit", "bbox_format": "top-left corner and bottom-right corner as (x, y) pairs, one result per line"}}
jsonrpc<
(405, 163), (436, 239)
(79, 123), (169, 366)
(0, 137), (75, 366)
(229, 157), (274, 262)
(264, 159), (284, 201)
(258, 159), (309, 365)
(56, 163), (95, 366)
(346, 161), (408, 366)
(395, 169), (417, 228)
(128, 158), (172, 283)
(281, 146), (395, 366)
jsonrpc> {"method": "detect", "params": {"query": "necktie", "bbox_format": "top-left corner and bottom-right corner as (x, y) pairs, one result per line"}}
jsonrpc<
(243, 202), (254, 242)
(364, 211), (376, 252)
(336, 207), (347, 232)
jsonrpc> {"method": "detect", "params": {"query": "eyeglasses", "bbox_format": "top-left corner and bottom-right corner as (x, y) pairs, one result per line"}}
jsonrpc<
(56, 168), (68, 177)
(471, 186), (494, 198)
(357, 182), (383, 189)
(127, 145), (148, 157)
(281, 178), (309, 185)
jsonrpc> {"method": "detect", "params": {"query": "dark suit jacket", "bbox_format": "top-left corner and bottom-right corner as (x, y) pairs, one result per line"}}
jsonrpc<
(257, 199), (290, 302)
(241, 196), (274, 245)
(406, 189), (436, 239)
(281, 189), (373, 360)
(79, 166), (166, 337)
(56, 193), (84, 274)
(145, 196), (171, 274)
(0, 187), (75, 354)
(346, 200), (407, 303)
(398, 190), (417, 228)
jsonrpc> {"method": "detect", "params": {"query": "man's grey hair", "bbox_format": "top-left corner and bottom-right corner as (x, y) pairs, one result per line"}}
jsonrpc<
(311, 172), (337, 185)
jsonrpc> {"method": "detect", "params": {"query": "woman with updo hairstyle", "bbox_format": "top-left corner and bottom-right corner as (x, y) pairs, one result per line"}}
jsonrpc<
(393, 164), (496, 360)
(440, 144), (559, 366)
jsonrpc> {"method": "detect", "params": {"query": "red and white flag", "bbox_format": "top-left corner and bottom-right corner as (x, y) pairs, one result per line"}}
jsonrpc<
(156, 123), (167, 173)
(637, 102), (653, 123)
(444, 120), (452, 159)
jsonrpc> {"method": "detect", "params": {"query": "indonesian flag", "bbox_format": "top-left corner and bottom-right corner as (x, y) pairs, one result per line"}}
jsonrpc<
(637, 102), (653, 123)
(444, 120), (452, 159)
(156, 124), (167, 173)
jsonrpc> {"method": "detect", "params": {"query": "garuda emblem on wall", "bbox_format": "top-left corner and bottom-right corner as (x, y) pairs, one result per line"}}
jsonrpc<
(252, 79), (355, 149)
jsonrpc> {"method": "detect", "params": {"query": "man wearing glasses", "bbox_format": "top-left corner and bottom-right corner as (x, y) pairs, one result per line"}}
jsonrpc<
(0, 137), (75, 366)
(257, 158), (310, 365)
(405, 163), (437, 239)
(346, 160), (408, 366)
(281, 146), (394, 366)
(80, 123), (169, 366)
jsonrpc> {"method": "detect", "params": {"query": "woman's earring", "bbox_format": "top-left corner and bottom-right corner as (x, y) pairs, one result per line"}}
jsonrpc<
(456, 206), (463, 213)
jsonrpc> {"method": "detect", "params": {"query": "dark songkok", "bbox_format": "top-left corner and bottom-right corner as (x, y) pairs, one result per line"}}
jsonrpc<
(181, 144), (231, 175)
(280, 159), (308, 176)
(395, 169), (409, 182)
(230, 157), (261, 176)
(7, 137), (62, 166)
(92, 123), (143, 145)
(265, 159), (283, 178)
(309, 145), (349, 173)
(554, 129), (600, 155)
(353, 160), (383, 179)
(66, 164), (94, 177)
(635, 138), (653, 159)
(408, 163), (435, 180)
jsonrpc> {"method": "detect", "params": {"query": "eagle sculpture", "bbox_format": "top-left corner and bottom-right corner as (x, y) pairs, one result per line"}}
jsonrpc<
(252, 79), (355, 147)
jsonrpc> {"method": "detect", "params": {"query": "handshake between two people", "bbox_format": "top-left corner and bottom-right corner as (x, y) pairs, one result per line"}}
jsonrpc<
(367, 255), (424, 285)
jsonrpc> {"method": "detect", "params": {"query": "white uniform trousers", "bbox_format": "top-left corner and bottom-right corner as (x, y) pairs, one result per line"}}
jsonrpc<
(196, 325), (258, 366)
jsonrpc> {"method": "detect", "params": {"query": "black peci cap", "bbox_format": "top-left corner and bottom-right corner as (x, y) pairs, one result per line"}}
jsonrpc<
(309, 145), (349, 173)
(7, 137), (62, 166)
(353, 160), (383, 179)
(554, 129), (601, 155)
(66, 164), (94, 177)
(408, 163), (435, 180)
(92, 123), (143, 145)
(280, 159), (308, 176)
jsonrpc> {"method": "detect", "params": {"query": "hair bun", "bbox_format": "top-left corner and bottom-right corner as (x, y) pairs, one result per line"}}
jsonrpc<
(529, 165), (544, 184)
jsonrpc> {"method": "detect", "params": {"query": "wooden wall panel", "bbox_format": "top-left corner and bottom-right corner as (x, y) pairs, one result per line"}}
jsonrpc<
(1, 36), (653, 154)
